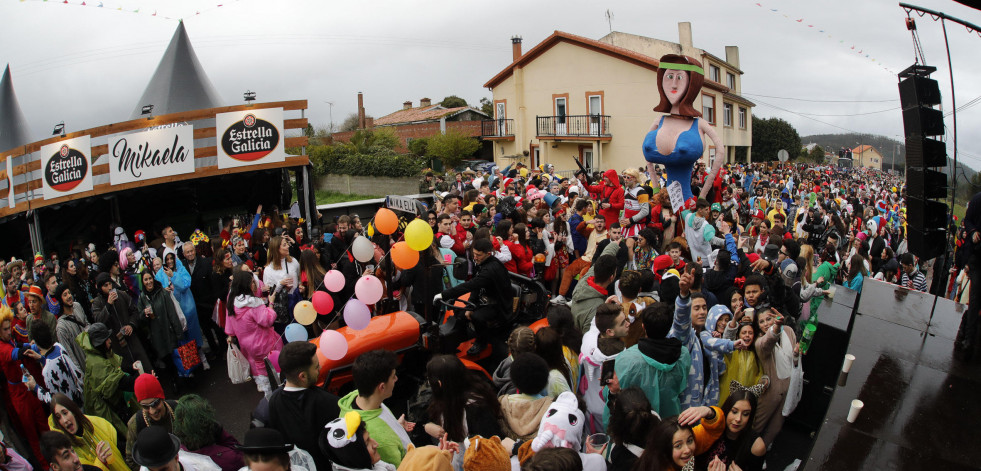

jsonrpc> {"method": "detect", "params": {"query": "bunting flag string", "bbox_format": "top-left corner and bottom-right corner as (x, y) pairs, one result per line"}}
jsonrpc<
(13, 0), (241, 21)
(748, 0), (895, 74)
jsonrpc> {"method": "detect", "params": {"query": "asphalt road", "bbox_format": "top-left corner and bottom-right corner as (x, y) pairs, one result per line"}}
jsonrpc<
(166, 356), (262, 442)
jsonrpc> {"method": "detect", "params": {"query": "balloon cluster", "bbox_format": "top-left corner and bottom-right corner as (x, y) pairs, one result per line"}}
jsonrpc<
(285, 207), (435, 364)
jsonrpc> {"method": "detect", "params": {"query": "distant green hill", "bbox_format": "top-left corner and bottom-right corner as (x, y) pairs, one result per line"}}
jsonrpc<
(802, 133), (905, 171)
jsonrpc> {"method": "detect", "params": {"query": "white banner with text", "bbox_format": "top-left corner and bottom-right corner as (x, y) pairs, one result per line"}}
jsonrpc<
(108, 125), (196, 185)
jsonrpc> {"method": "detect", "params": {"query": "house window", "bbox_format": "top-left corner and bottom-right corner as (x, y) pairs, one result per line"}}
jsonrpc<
(702, 95), (716, 124)
(709, 64), (720, 83)
(555, 97), (567, 124)
(738, 107), (747, 129)
(723, 103), (733, 127)
(727, 72), (736, 90)
(587, 93), (603, 134)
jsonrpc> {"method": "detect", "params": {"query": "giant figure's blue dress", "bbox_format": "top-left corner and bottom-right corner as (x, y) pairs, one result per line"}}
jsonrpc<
(642, 116), (704, 201)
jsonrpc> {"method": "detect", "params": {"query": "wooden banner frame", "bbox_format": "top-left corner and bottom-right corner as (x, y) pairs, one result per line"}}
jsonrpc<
(0, 100), (309, 218)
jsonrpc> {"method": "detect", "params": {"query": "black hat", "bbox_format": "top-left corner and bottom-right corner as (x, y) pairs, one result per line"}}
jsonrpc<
(133, 426), (181, 468)
(86, 323), (111, 347)
(762, 244), (781, 263)
(237, 428), (295, 454)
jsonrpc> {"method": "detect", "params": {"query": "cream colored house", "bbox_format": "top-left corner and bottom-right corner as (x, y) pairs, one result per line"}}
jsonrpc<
(482, 23), (754, 175)
(852, 145), (884, 170)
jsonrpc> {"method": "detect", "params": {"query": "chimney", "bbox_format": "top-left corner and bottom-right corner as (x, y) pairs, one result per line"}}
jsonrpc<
(420, 97), (432, 108)
(678, 22), (693, 50)
(403, 101), (413, 110)
(357, 92), (366, 129)
(365, 117), (374, 128)
(511, 35), (523, 62)
(725, 46), (740, 69)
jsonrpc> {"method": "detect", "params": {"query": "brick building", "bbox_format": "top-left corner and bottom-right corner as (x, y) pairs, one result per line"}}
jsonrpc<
(332, 95), (492, 159)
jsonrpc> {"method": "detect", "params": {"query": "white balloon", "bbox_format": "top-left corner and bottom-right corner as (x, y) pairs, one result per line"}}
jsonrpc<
(351, 236), (375, 263)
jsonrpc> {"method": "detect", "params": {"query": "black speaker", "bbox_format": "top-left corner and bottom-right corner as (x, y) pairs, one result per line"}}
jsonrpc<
(899, 75), (941, 109)
(905, 136), (947, 167)
(907, 196), (948, 229)
(906, 168), (948, 199)
(903, 106), (944, 137)
(908, 227), (947, 260)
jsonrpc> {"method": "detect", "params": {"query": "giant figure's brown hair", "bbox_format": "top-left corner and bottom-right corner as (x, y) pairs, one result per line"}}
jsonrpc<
(653, 54), (705, 118)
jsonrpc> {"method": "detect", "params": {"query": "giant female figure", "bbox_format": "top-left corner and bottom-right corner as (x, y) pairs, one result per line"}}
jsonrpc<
(643, 54), (725, 203)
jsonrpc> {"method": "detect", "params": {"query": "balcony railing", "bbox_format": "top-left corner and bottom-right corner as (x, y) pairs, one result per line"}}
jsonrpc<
(481, 119), (514, 138)
(537, 114), (611, 138)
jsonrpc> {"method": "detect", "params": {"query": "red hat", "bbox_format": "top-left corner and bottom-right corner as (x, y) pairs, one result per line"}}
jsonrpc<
(753, 210), (765, 220)
(134, 374), (165, 402)
(747, 253), (761, 264)
(26, 285), (43, 300)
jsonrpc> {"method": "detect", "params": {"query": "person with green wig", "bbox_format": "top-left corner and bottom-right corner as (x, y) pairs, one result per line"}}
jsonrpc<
(172, 394), (244, 471)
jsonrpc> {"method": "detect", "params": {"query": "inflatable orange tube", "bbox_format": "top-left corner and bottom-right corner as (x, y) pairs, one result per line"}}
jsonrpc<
(312, 311), (421, 387)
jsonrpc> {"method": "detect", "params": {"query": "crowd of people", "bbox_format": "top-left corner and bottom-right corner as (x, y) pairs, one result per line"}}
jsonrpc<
(1, 154), (966, 471)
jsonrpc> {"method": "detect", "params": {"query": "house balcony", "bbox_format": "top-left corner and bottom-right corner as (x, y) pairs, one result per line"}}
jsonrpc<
(481, 119), (515, 140)
(536, 115), (611, 141)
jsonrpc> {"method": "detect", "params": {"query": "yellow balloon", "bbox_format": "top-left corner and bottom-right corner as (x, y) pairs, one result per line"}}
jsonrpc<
(294, 300), (317, 326)
(404, 218), (434, 251)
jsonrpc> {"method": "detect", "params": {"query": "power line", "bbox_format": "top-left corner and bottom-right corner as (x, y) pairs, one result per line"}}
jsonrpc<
(753, 98), (865, 133)
(743, 92), (897, 103)
(797, 107), (901, 117)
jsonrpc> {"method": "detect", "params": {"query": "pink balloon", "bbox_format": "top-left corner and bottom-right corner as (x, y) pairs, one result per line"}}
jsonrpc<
(343, 300), (371, 331)
(312, 291), (334, 314)
(324, 270), (345, 293)
(354, 275), (383, 305)
(319, 329), (348, 361)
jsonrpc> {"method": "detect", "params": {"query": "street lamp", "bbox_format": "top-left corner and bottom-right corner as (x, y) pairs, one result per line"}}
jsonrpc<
(52, 122), (65, 137)
(244, 90), (256, 103)
(141, 104), (154, 119)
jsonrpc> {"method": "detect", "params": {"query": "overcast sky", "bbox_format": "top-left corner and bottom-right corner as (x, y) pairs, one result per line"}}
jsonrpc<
(2, 0), (980, 166)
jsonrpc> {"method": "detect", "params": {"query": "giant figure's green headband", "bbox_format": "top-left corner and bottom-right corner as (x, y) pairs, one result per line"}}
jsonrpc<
(659, 62), (704, 75)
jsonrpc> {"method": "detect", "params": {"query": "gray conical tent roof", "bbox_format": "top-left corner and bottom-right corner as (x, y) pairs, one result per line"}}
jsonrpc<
(0, 65), (32, 154)
(130, 21), (223, 119)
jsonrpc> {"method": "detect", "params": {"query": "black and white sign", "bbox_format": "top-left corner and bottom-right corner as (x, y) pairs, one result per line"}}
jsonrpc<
(108, 125), (195, 185)
(40, 135), (93, 199)
(216, 108), (285, 169)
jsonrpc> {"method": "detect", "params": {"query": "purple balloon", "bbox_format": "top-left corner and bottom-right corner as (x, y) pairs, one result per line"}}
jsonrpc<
(354, 275), (383, 305)
(324, 270), (345, 293)
(343, 299), (371, 331)
(319, 329), (348, 361)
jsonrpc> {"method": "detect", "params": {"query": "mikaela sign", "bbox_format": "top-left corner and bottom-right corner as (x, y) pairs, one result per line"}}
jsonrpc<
(40, 135), (93, 200)
(108, 125), (195, 185)
(216, 107), (285, 168)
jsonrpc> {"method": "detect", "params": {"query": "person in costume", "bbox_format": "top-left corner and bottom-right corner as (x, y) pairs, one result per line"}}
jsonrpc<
(643, 54), (726, 204)
(319, 411), (396, 471)
(1, 305), (50, 468)
(48, 393), (128, 471)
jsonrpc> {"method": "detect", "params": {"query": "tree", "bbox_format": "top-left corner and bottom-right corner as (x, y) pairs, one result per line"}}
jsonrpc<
(440, 95), (468, 108)
(337, 113), (373, 132)
(751, 116), (802, 162)
(808, 145), (826, 163)
(344, 128), (399, 154)
(426, 130), (480, 169)
(408, 137), (429, 157)
(479, 97), (494, 117)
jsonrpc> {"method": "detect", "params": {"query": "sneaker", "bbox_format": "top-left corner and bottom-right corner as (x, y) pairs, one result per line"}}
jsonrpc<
(550, 295), (569, 305)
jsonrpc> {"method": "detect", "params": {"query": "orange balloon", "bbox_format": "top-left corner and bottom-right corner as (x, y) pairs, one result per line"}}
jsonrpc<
(391, 241), (419, 270)
(375, 208), (399, 235)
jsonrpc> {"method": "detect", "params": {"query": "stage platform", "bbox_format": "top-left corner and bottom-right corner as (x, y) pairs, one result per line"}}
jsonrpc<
(802, 278), (981, 470)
